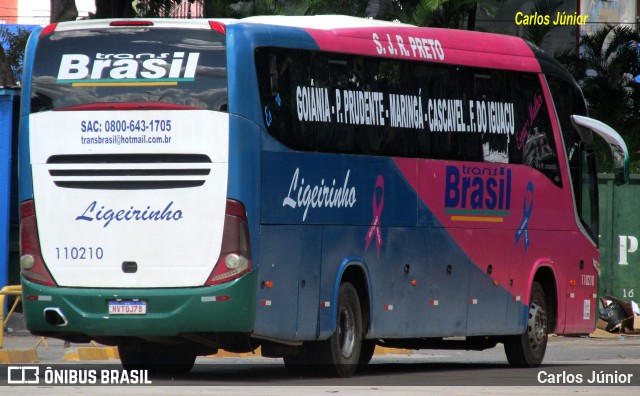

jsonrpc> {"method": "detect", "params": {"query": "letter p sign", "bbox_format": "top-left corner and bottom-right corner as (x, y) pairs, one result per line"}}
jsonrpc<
(619, 235), (638, 265)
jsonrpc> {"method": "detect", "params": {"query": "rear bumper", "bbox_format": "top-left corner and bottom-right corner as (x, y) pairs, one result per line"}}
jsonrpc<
(21, 271), (257, 337)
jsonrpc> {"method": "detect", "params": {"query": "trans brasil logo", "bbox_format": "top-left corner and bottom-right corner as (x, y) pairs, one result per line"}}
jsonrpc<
(444, 165), (512, 223)
(57, 51), (200, 86)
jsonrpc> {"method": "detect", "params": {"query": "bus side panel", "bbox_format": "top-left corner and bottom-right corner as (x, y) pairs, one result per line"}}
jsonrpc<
(417, 227), (470, 337)
(405, 157), (593, 334)
(259, 150), (539, 340)
(259, 151), (421, 340)
(538, 74), (600, 334)
(319, 226), (460, 339)
(254, 225), (321, 340)
(318, 205), (516, 338)
(563, 232), (598, 333)
(464, 229), (510, 336)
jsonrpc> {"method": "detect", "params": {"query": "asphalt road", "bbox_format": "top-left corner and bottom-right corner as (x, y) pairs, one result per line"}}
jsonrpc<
(2, 334), (640, 394)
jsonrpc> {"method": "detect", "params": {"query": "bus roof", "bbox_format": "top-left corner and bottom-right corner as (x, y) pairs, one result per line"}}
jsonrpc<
(244, 17), (538, 72)
(47, 15), (540, 73)
(50, 15), (404, 31)
(237, 16), (539, 72)
(242, 15), (410, 29)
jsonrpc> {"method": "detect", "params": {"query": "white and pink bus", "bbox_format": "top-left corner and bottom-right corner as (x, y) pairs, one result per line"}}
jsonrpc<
(18, 16), (628, 376)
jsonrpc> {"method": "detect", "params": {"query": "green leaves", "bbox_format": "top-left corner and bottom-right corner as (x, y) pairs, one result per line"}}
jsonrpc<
(0, 26), (32, 85)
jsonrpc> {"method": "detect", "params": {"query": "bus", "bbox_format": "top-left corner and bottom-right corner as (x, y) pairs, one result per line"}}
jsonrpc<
(18, 16), (629, 377)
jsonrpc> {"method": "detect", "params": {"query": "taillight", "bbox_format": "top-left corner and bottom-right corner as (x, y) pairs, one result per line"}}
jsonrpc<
(205, 199), (252, 286)
(208, 21), (226, 35)
(20, 200), (56, 286)
(40, 23), (58, 37)
(110, 20), (154, 27)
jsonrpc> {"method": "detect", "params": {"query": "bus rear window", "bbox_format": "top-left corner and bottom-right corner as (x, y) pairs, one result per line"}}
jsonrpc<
(30, 28), (228, 113)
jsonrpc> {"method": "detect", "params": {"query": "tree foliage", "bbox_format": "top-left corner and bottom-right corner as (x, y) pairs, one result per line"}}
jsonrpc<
(0, 48), (15, 87)
(520, 0), (563, 47)
(578, 26), (640, 126)
(0, 26), (32, 85)
(379, 0), (501, 29)
(571, 25), (640, 171)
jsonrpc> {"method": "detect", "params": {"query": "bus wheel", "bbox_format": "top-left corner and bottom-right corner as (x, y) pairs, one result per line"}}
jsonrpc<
(504, 281), (548, 367)
(316, 282), (363, 377)
(118, 345), (196, 375)
(357, 340), (376, 370)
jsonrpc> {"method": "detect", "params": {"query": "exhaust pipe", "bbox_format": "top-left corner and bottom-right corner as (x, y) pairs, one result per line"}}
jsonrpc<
(43, 307), (68, 327)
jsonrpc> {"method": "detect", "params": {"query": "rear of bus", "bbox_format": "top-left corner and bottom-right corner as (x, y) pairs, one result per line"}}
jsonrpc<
(18, 19), (256, 358)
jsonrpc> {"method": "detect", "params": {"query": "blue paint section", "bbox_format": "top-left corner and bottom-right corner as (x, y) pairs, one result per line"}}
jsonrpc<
(226, 115), (262, 271)
(225, 23), (320, 271)
(256, 149), (527, 340)
(17, 27), (42, 203)
(225, 23), (320, 339)
(255, 225), (321, 340)
(0, 89), (18, 289)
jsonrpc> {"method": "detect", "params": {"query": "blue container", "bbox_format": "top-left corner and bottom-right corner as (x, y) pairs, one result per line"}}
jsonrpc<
(0, 88), (18, 289)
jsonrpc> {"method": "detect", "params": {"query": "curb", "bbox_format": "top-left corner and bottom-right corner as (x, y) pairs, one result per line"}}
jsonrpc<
(373, 346), (413, 355)
(0, 349), (39, 363)
(63, 346), (119, 361)
(208, 346), (412, 358)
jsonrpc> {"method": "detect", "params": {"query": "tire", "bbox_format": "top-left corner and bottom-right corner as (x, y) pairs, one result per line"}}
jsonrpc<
(357, 340), (376, 370)
(504, 281), (548, 367)
(118, 345), (196, 375)
(315, 282), (363, 377)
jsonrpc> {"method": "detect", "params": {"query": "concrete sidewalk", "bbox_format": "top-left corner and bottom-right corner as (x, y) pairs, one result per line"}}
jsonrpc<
(1, 313), (79, 363)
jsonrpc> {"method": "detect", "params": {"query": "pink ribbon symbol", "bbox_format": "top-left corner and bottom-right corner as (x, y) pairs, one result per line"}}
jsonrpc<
(365, 175), (384, 257)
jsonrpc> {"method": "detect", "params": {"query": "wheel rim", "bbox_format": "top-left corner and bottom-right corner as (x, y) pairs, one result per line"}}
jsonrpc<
(338, 306), (356, 359)
(528, 300), (547, 351)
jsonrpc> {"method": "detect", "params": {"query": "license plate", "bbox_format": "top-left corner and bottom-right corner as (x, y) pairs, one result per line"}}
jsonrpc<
(108, 300), (147, 315)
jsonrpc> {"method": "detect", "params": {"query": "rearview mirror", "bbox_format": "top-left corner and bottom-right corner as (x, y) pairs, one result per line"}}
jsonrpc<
(571, 115), (629, 185)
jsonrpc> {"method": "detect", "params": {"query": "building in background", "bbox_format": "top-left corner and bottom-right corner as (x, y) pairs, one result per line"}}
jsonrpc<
(580, 0), (637, 36)
(476, 1), (580, 55)
(137, 0), (204, 18)
(476, 1), (638, 56)
(0, 0), (95, 25)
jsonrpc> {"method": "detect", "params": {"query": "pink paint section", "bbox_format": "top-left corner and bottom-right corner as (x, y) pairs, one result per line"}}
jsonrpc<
(394, 157), (599, 334)
(304, 27), (541, 72)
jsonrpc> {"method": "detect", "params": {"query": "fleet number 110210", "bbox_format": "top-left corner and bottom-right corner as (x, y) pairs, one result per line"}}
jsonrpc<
(56, 246), (104, 260)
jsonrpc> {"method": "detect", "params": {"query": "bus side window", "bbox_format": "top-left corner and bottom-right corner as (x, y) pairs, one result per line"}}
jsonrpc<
(363, 57), (416, 157)
(464, 69), (508, 163)
(508, 73), (562, 187)
(415, 64), (462, 160)
(255, 48), (315, 151)
(269, 53), (279, 96)
(316, 54), (369, 155)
